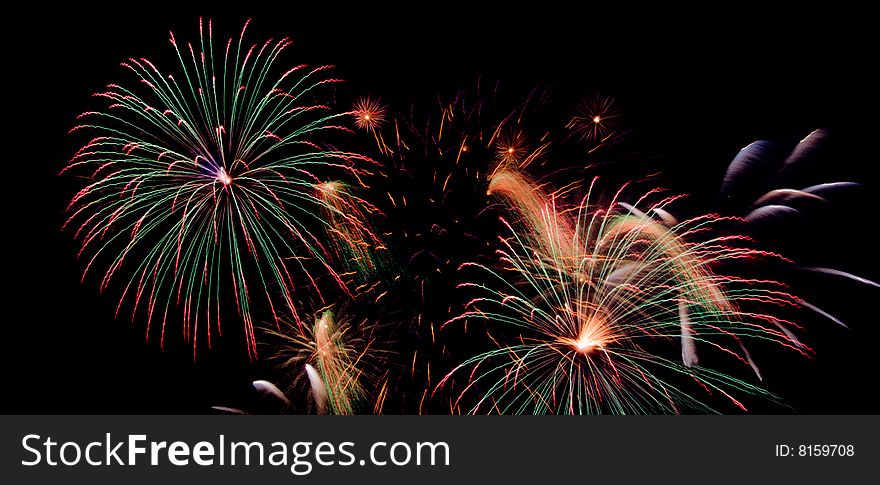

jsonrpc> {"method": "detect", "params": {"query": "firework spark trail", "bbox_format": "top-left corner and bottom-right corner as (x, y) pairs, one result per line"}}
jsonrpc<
(800, 267), (880, 289)
(304, 364), (329, 414)
(253, 379), (292, 406)
(313, 310), (363, 414)
(719, 129), (860, 220)
(487, 169), (575, 258)
(440, 174), (818, 414)
(713, 129), (878, 314)
(316, 180), (391, 285)
(263, 308), (391, 415)
(62, 19), (376, 357)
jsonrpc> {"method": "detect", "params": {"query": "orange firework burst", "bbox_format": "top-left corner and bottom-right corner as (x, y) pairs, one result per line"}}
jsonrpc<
(352, 96), (392, 155)
(567, 92), (619, 146)
(352, 96), (388, 132)
(494, 130), (530, 166)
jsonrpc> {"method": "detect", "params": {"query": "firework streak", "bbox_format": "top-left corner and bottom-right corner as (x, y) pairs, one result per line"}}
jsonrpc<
(263, 308), (389, 415)
(62, 19), (376, 356)
(316, 181), (390, 284)
(439, 171), (817, 414)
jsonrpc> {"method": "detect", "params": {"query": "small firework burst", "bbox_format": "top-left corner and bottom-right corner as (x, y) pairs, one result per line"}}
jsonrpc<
(352, 96), (388, 132)
(352, 96), (392, 155)
(495, 129), (530, 166)
(567, 92), (620, 146)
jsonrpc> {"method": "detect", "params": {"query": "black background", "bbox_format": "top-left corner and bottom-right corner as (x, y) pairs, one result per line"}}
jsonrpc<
(5, 4), (878, 413)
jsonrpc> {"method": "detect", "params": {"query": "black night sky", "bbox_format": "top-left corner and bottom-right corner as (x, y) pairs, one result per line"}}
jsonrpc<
(5, 4), (878, 414)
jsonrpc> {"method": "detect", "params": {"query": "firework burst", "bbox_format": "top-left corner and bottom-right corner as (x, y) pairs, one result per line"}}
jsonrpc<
(439, 173), (817, 414)
(361, 81), (562, 412)
(61, 19), (374, 357)
(566, 92), (620, 148)
(262, 307), (390, 414)
(352, 96), (388, 132)
(351, 96), (392, 156)
(495, 129), (530, 166)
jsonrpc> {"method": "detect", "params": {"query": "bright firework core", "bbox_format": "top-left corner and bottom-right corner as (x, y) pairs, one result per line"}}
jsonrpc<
(216, 167), (233, 186)
(562, 315), (615, 355)
(573, 335), (602, 353)
(352, 96), (387, 132)
(317, 181), (340, 194)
